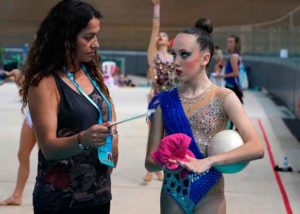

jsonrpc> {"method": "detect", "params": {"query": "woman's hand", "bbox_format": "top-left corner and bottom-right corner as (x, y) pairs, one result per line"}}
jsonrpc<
(214, 72), (225, 78)
(0, 69), (21, 85)
(169, 155), (213, 174)
(79, 124), (109, 148)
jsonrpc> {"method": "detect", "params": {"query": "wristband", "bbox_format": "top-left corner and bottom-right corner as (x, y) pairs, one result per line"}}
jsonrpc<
(153, 4), (160, 18)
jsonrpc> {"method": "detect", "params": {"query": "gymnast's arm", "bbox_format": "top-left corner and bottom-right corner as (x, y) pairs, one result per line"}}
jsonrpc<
(208, 93), (264, 166)
(145, 105), (165, 172)
(173, 93), (264, 174)
(147, 0), (160, 69)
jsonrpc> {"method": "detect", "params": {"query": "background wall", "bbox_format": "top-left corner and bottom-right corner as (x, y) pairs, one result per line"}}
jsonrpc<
(1, 0), (300, 54)
(244, 56), (300, 119)
(1, 0), (300, 118)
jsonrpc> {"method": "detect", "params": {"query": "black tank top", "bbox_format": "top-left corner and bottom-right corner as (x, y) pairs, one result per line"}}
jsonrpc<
(33, 74), (111, 210)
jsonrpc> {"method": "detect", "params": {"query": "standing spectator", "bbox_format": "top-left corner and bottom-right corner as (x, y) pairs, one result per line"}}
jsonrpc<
(0, 69), (37, 206)
(223, 35), (243, 103)
(143, 0), (175, 183)
(210, 46), (225, 87)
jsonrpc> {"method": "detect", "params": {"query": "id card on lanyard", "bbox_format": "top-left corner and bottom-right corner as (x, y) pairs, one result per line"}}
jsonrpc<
(65, 64), (114, 167)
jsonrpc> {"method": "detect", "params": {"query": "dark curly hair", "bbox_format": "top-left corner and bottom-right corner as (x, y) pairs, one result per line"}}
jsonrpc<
(20, 0), (109, 110)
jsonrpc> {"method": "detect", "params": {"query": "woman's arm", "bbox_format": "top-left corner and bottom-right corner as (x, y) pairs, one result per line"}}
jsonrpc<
(28, 76), (109, 160)
(147, 0), (160, 69)
(172, 93), (264, 174)
(208, 93), (264, 166)
(145, 105), (164, 172)
(111, 104), (119, 167)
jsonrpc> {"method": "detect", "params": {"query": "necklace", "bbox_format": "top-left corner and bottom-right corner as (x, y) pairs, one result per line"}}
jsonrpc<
(180, 84), (212, 114)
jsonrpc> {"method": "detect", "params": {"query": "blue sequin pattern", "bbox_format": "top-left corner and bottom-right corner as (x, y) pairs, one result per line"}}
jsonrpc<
(149, 88), (222, 214)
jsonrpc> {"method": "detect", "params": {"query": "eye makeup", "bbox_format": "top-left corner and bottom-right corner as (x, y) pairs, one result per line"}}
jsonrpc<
(180, 50), (192, 59)
(169, 49), (192, 60)
(84, 33), (96, 41)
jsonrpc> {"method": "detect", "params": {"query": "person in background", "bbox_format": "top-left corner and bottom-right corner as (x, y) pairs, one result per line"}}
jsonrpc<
(223, 35), (243, 103)
(143, 0), (174, 182)
(216, 35), (243, 129)
(214, 46), (225, 75)
(0, 69), (37, 206)
(210, 46), (225, 87)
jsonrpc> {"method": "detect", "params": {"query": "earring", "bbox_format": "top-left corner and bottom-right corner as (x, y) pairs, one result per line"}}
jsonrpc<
(65, 41), (73, 69)
(66, 49), (73, 69)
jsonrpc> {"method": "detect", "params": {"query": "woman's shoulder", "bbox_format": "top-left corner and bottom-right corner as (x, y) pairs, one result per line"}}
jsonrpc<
(210, 84), (235, 109)
(148, 87), (177, 110)
(29, 73), (60, 98)
(150, 87), (177, 101)
(37, 74), (57, 87)
(212, 84), (233, 98)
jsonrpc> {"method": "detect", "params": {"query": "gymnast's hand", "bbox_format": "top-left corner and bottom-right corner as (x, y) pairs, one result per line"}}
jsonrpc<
(169, 155), (213, 174)
(79, 124), (110, 148)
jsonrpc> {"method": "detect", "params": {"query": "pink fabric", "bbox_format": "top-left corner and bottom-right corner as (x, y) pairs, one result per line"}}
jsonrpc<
(151, 133), (195, 169)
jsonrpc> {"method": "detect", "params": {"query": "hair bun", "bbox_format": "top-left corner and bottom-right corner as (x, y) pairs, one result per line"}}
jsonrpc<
(194, 18), (213, 34)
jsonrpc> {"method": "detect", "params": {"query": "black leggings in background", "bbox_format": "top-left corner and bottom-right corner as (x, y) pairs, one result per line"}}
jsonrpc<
(225, 84), (243, 104)
(34, 202), (110, 214)
(225, 84), (243, 129)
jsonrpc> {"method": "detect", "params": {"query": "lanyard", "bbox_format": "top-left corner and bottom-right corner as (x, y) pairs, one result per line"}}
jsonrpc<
(64, 64), (114, 167)
(64, 64), (112, 124)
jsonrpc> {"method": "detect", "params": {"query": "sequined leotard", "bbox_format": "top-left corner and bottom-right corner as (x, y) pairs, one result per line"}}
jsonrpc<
(149, 84), (233, 214)
(152, 53), (175, 94)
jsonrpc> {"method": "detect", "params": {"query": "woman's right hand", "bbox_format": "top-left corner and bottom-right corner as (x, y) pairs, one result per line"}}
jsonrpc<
(79, 124), (110, 148)
(152, 0), (160, 5)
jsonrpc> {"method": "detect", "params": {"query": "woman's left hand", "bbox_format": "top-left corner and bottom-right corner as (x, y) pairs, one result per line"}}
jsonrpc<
(215, 73), (225, 78)
(169, 155), (213, 174)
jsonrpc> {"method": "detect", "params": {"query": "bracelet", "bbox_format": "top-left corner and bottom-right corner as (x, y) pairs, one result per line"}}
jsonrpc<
(153, 4), (160, 19)
(77, 132), (88, 150)
(111, 129), (118, 136)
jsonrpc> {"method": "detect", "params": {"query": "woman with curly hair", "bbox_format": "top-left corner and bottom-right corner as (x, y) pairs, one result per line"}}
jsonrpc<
(19, 0), (118, 213)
